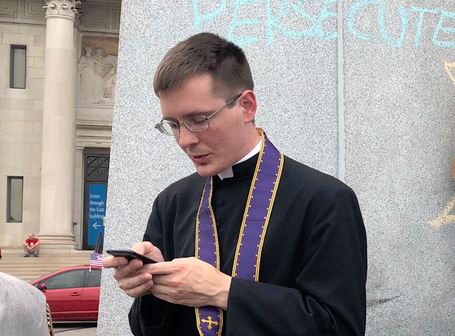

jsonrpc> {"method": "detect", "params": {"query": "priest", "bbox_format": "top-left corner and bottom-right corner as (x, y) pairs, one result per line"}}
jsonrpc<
(104, 32), (367, 336)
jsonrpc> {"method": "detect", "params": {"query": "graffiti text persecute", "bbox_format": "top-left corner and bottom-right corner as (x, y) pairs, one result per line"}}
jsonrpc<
(192, 0), (455, 49)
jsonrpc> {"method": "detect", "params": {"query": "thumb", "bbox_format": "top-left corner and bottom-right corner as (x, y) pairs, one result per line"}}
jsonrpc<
(133, 241), (164, 262)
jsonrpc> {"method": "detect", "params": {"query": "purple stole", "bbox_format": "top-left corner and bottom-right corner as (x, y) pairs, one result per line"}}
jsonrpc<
(195, 129), (284, 336)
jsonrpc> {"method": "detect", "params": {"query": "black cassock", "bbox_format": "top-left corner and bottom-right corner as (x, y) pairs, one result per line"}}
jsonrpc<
(129, 154), (367, 336)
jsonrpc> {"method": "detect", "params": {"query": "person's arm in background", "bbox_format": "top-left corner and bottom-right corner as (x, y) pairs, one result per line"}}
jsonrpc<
(32, 239), (40, 249)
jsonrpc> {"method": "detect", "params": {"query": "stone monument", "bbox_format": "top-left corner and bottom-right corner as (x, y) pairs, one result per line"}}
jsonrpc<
(98, 1), (455, 335)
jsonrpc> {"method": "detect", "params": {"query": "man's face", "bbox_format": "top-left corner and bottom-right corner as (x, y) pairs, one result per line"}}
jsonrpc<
(159, 74), (257, 177)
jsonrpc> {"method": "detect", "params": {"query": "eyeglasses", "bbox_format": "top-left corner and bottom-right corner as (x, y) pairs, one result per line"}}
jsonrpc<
(155, 93), (242, 136)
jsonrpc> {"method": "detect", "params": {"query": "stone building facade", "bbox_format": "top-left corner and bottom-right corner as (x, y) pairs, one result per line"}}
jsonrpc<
(0, 0), (121, 250)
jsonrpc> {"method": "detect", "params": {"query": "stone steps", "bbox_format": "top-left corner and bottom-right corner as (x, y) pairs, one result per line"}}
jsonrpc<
(0, 249), (95, 282)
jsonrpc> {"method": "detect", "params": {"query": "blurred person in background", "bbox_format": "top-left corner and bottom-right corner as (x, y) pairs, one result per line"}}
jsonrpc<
(0, 272), (54, 336)
(23, 233), (40, 257)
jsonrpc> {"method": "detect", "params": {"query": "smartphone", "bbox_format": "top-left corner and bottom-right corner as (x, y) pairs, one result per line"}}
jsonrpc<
(106, 249), (157, 264)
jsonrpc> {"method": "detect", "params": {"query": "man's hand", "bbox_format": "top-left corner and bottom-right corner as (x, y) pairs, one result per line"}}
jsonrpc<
(103, 241), (165, 298)
(147, 257), (231, 309)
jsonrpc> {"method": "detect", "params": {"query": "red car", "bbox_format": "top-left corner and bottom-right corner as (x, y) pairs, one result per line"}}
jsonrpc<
(31, 265), (101, 322)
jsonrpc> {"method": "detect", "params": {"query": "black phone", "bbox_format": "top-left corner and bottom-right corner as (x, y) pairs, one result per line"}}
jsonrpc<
(106, 249), (157, 264)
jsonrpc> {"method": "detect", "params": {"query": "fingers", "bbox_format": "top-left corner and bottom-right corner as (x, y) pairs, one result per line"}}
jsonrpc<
(110, 259), (154, 298)
(106, 242), (165, 298)
(133, 241), (165, 262)
(145, 257), (199, 276)
(105, 255), (155, 298)
(120, 272), (154, 298)
(148, 273), (173, 286)
(132, 242), (147, 254)
(132, 241), (158, 254)
(112, 259), (143, 281)
(102, 255), (128, 269)
(150, 284), (179, 305)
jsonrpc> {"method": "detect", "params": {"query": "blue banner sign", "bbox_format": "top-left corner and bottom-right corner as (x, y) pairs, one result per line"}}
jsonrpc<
(87, 183), (107, 247)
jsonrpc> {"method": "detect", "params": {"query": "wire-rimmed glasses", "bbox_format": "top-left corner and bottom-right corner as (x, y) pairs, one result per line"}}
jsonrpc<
(155, 93), (242, 137)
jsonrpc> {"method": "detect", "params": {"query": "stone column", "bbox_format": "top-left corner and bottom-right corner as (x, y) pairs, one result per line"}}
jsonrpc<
(73, 146), (84, 249)
(38, 0), (80, 249)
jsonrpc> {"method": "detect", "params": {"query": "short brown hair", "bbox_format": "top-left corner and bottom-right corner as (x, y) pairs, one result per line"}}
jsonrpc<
(153, 33), (254, 98)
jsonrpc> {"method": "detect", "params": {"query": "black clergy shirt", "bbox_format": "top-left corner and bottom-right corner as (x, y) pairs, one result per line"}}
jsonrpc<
(211, 154), (257, 274)
(129, 154), (367, 336)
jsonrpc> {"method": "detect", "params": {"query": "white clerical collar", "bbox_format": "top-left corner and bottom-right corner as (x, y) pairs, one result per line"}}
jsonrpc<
(218, 140), (262, 180)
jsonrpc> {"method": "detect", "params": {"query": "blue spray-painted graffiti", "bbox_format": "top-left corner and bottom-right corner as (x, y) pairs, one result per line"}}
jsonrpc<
(194, 0), (338, 46)
(192, 0), (455, 49)
(433, 9), (455, 48)
(347, 0), (454, 48)
(347, 0), (410, 48)
(409, 6), (439, 48)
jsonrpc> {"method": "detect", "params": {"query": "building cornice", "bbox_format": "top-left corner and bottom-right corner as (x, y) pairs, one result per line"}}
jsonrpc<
(76, 119), (112, 130)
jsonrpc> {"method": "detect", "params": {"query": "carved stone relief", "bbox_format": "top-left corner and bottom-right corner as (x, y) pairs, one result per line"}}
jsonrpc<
(78, 36), (118, 105)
